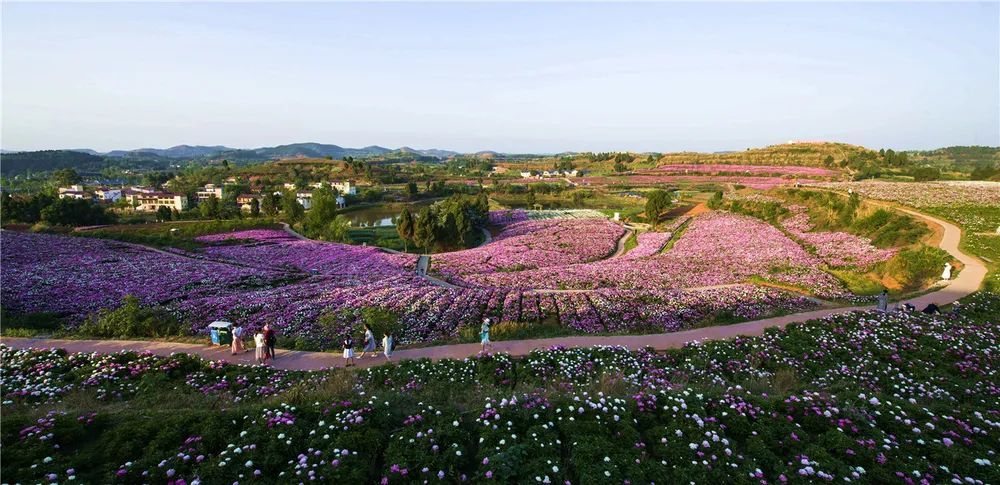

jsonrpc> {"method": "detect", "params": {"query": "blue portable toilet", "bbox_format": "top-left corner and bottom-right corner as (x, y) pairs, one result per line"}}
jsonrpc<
(208, 321), (233, 346)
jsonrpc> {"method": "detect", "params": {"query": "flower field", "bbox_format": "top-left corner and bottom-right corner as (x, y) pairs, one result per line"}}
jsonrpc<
(651, 164), (840, 178)
(0, 232), (289, 320)
(3, 292), (997, 484)
(579, 175), (795, 190)
(432, 218), (625, 277)
(453, 212), (848, 298)
(781, 206), (896, 268)
(810, 181), (1000, 208)
(0, 227), (817, 346)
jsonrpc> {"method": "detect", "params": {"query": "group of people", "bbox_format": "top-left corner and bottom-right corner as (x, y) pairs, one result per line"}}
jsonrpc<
(341, 323), (394, 367)
(225, 317), (496, 368)
(229, 323), (277, 365)
(877, 289), (944, 315)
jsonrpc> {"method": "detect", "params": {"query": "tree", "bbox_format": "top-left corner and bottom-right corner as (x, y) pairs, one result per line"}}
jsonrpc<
(823, 155), (835, 168)
(261, 192), (280, 217)
(911, 166), (940, 182)
(396, 207), (415, 252)
(199, 194), (220, 219)
(305, 186), (338, 231)
(156, 206), (172, 222)
(322, 215), (351, 243)
(50, 168), (81, 187)
(406, 182), (419, 199)
(971, 165), (998, 181)
(249, 198), (261, 217)
(281, 191), (305, 224)
(707, 191), (724, 209)
(1, 193), (55, 223)
(40, 198), (113, 226)
(644, 190), (673, 223)
(413, 207), (436, 249)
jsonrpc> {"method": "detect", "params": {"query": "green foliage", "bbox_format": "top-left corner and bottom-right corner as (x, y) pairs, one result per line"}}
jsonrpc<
(706, 190), (724, 209)
(320, 215), (352, 243)
(880, 246), (951, 290)
(198, 194), (220, 219)
(970, 164), (997, 181)
(261, 191), (279, 217)
(40, 198), (114, 227)
(156, 205), (172, 222)
(644, 189), (673, 223)
(281, 191), (305, 223)
(850, 208), (927, 247)
(399, 195), (487, 251)
(910, 166), (941, 182)
(77, 295), (185, 339)
(1, 192), (56, 224)
(359, 307), (400, 337)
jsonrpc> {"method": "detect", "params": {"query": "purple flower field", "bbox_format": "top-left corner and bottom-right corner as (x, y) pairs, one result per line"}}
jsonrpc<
(447, 212), (848, 298)
(0, 223), (821, 345)
(432, 218), (625, 278)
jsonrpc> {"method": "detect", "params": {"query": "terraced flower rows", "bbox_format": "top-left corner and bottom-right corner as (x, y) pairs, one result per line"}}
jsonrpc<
(0, 228), (816, 346)
(446, 212), (848, 298)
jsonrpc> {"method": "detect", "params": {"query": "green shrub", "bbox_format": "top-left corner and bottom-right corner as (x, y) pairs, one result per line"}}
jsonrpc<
(77, 295), (185, 338)
(880, 246), (951, 290)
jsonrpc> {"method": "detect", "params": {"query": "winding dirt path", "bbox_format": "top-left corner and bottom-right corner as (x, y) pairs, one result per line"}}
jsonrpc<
(2, 207), (986, 370)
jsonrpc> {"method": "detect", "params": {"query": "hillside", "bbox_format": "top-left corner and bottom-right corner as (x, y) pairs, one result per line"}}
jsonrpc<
(1, 150), (110, 174)
(656, 142), (869, 167)
(906, 146), (1000, 172)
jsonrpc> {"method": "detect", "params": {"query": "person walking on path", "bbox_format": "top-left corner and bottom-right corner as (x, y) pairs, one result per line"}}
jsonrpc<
(254, 331), (266, 365)
(263, 324), (277, 361)
(877, 289), (889, 312)
(480, 317), (493, 352)
(230, 324), (246, 355)
(342, 334), (356, 367)
(382, 332), (394, 361)
(359, 324), (376, 359)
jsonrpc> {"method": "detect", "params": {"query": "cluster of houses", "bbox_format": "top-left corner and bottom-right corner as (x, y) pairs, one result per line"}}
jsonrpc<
(58, 184), (189, 212)
(518, 169), (580, 179)
(56, 179), (357, 213)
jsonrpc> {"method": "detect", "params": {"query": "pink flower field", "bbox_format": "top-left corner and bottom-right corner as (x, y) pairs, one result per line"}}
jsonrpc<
(781, 206), (896, 268)
(0, 218), (826, 346)
(432, 218), (625, 277)
(448, 212), (848, 298)
(578, 175), (796, 190)
(651, 164), (840, 178)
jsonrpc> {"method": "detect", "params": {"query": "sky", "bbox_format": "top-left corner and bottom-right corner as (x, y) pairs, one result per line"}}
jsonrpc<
(2, 2), (998, 154)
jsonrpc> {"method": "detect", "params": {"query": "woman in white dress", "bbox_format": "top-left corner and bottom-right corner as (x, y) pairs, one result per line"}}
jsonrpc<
(254, 332), (266, 364)
(382, 332), (394, 361)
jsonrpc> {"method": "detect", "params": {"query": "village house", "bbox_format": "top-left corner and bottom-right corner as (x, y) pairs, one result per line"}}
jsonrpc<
(295, 191), (313, 210)
(57, 189), (89, 200)
(134, 192), (188, 212)
(236, 194), (261, 212)
(93, 188), (123, 202)
(196, 184), (224, 201)
(332, 180), (357, 195)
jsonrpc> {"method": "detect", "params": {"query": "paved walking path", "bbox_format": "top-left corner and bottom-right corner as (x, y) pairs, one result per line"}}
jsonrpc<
(2, 207), (986, 371)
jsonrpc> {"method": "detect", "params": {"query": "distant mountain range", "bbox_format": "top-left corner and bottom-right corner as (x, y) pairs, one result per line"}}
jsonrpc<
(58, 143), (461, 161)
(0, 143), (465, 175)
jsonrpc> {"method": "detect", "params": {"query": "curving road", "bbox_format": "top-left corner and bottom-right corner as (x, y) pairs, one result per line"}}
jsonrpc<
(2, 207), (987, 371)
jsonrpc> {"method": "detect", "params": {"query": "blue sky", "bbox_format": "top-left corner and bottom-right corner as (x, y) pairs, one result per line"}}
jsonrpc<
(2, 2), (998, 153)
